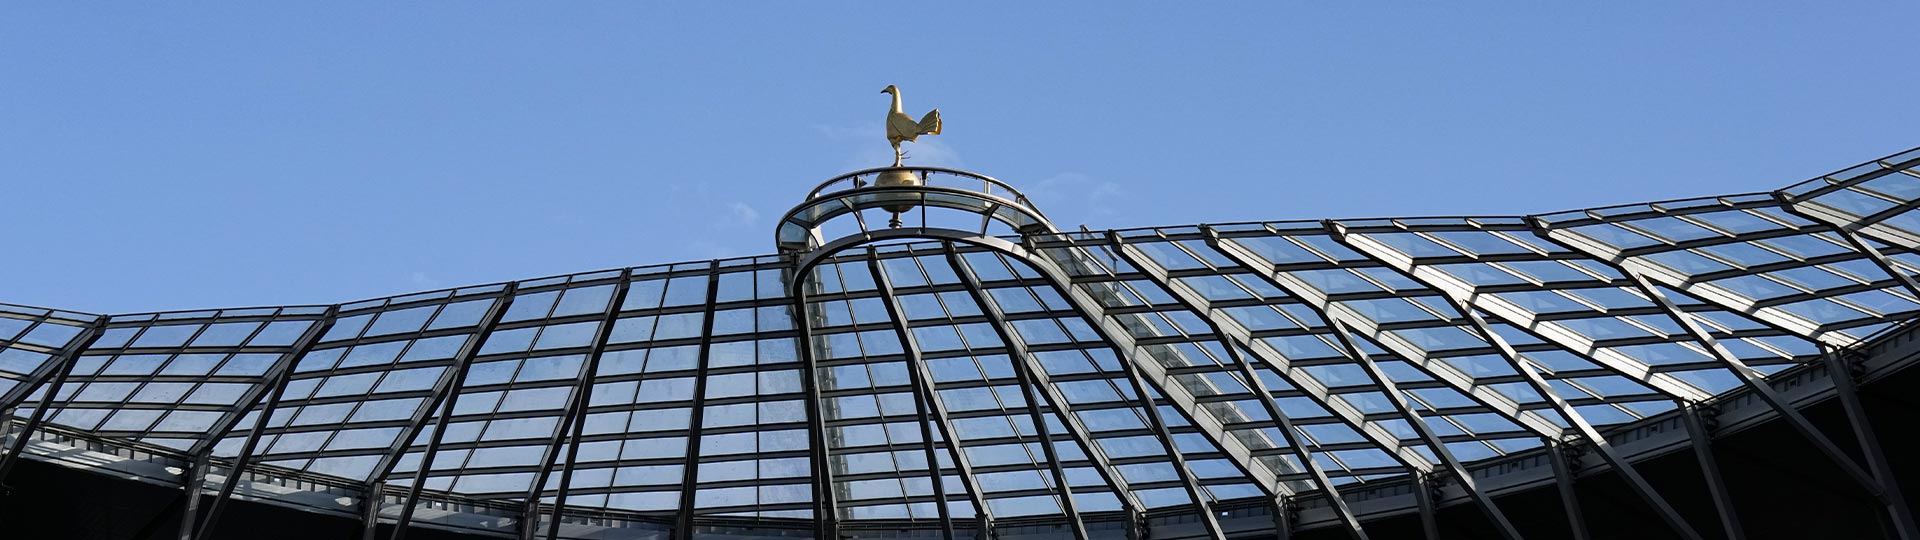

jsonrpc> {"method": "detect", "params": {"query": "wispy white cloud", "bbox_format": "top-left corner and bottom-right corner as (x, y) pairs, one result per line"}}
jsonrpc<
(1027, 172), (1126, 228)
(723, 201), (760, 228)
(686, 239), (737, 260)
(409, 271), (440, 288)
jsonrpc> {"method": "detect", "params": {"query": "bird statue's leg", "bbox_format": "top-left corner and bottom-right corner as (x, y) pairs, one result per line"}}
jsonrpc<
(891, 141), (904, 167)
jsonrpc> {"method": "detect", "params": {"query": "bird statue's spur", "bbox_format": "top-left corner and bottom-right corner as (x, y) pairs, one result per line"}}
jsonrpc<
(881, 85), (941, 167)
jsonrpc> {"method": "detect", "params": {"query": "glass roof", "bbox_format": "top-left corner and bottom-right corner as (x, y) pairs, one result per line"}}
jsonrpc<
(3, 147), (1917, 538)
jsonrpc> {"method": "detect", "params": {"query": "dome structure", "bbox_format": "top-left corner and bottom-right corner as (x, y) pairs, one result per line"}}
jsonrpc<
(4, 148), (1920, 540)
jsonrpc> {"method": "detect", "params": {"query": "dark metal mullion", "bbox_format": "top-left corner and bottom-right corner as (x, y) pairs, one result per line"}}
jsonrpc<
(1099, 244), (1313, 539)
(1327, 222), (1708, 539)
(1219, 334), (1368, 540)
(187, 306), (340, 540)
(1325, 318), (1524, 540)
(0, 315), (107, 494)
(675, 262), (724, 540)
(0, 317), (72, 412)
(1543, 443), (1590, 540)
(1447, 301), (1704, 540)
(1092, 312), (1229, 540)
(867, 254), (970, 540)
(536, 270), (635, 540)
(1822, 347), (1919, 539)
(1822, 224), (1920, 303)
(1616, 270), (1881, 493)
(182, 314), (298, 457)
(1409, 472), (1441, 540)
(944, 244), (1094, 540)
(1679, 403), (1744, 540)
(363, 294), (516, 496)
(389, 284), (521, 540)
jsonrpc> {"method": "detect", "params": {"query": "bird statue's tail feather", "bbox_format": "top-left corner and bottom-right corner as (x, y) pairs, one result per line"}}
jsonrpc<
(918, 109), (942, 136)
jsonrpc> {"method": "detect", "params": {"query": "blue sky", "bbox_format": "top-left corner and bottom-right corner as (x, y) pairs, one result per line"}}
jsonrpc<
(4, 3), (1917, 313)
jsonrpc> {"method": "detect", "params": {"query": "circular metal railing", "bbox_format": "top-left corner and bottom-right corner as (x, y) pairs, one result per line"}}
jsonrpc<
(775, 167), (1056, 253)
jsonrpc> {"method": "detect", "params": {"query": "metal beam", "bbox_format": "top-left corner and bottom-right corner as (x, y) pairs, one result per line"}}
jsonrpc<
(188, 311), (326, 458)
(1532, 221), (1845, 348)
(1326, 227), (1706, 540)
(0, 314), (107, 489)
(1327, 318), (1524, 540)
(1088, 237), (1434, 474)
(1783, 196), (1920, 255)
(1543, 442), (1590, 540)
(1613, 267), (1881, 496)
(867, 253), (960, 538)
(1410, 473), (1441, 540)
(186, 307), (337, 540)
(174, 457), (210, 540)
(678, 263), (725, 540)
(364, 289), (517, 540)
(538, 270), (635, 540)
(1823, 348), (1919, 540)
(1679, 403), (1744, 540)
(1327, 227), (1713, 402)
(1218, 336), (1369, 540)
(1092, 307), (1230, 540)
(945, 244), (1121, 540)
(1821, 223), (1920, 305)
(1029, 240), (1295, 495)
(390, 286), (521, 540)
(1091, 241), (1366, 538)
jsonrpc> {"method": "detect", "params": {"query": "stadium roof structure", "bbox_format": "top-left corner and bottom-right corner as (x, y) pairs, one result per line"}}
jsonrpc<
(4, 147), (1920, 540)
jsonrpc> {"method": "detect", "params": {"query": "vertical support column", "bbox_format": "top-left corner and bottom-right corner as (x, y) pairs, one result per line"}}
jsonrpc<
(1409, 473), (1441, 540)
(1543, 442), (1590, 540)
(175, 457), (211, 540)
(789, 262), (837, 540)
(1679, 402), (1744, 540)
(0, 314), (106, 486)
(187, 307), (338, 540)
(537, 270), (636, 540)
(360, 483), (386, 540)
(1327, 319), (1524, 540)
(1270, 495), (1293, 540)
(1822, 348), (1918, 540)
(390, 286), (521, 540)
(866, 254), (963, 540)
(677, 263), (725, 540)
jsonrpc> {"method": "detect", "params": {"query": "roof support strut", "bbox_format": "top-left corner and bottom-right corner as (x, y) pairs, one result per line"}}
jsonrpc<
(362, 288), (516, 540)
(1822, 347), (1919, 540)
(0, 315), (107, 491)
(186, 308), (337, 540)
(866, 254), (967, 540)
(539, 270), (636, 540)
(945, 244), (1122, 540)
(677, 264), (725, 540)
(1325, 318), (1524, 540)
(1095, 242), (1367, 539)
(390, 287), (520, 540)
(1323, 224), (1708, 540)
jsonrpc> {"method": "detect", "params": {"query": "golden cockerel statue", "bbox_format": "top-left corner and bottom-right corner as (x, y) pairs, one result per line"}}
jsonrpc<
(882, 85), (941, 166)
